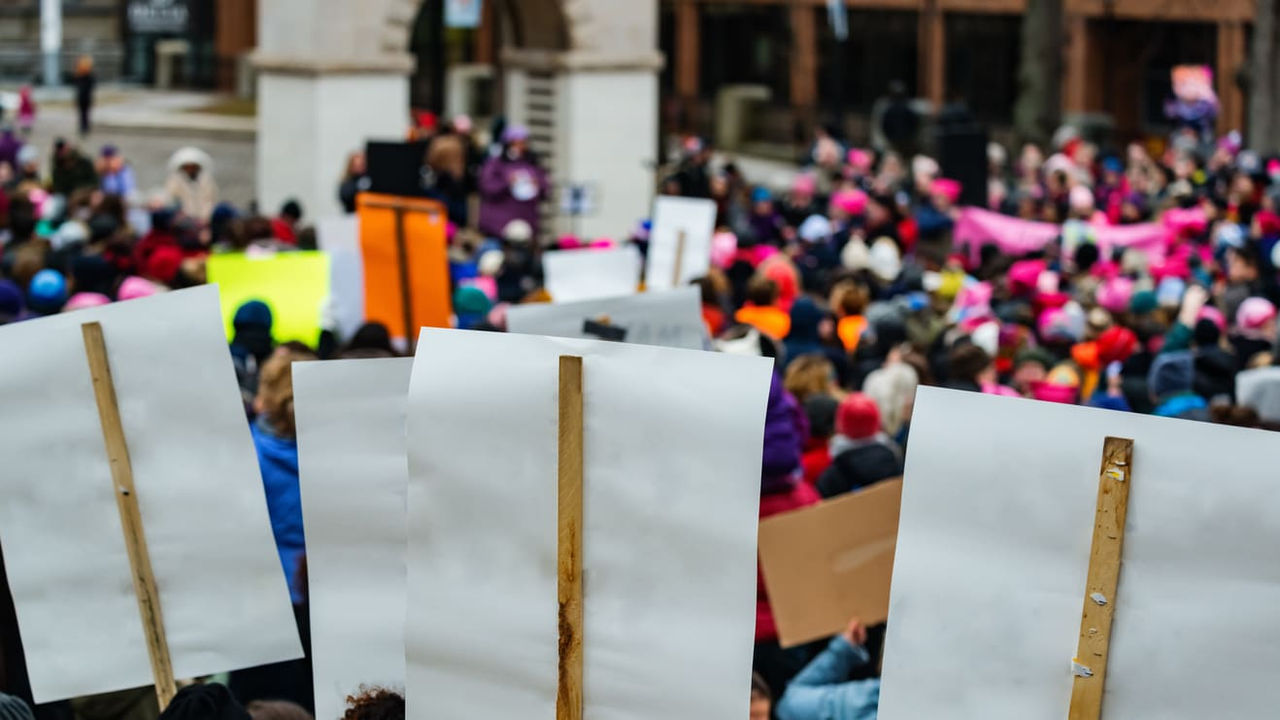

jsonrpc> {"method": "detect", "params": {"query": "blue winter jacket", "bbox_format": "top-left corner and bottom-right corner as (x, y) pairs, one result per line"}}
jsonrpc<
(777, 636), (880, 720)
(251, 417), (306, 604)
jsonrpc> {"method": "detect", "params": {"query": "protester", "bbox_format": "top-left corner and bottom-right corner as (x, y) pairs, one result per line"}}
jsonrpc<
(165, 147), (219, 222)
(338, 152), (371, 214)
(15, 86), (36, 136)
(73, 55), (96, 136)
(97, 145), (136, 198)
(0, 692), (34, 720)
(750, 674), (773, 720)
(477, 124), (548, 239)
(160, 684), (250, 720)
(817, 392), (903, 498)
(51, 139), (98, 196)
(340, 689), (403, 720)
(775, 618), (880, 720)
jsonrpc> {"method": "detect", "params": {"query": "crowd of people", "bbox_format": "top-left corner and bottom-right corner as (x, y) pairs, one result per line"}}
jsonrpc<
(2, 80), (1280, 720)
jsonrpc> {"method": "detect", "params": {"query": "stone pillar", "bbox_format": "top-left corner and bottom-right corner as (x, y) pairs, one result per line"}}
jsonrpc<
(918, 0), (946, 109)
(253, 0), (413, 219)
(1217, 20), (1246, 134)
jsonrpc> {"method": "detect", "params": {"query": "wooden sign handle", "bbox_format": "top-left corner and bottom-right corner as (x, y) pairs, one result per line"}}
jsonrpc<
(557, 356), (585, 720)
(1068, 436), (1133, 720)
(672, 230), (687, 288)
(82, 322), (177, 710)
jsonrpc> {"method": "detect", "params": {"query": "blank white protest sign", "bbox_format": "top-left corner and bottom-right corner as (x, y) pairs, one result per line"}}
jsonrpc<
(0, 285), (302, 702)
(294, 357), (412, 720)
(644, 195), (717, 291)
(880, 387), (1280, 720)
(542, 247), (642, 303)
(505, 287), (706, 350)
(405, 329), (773, 720)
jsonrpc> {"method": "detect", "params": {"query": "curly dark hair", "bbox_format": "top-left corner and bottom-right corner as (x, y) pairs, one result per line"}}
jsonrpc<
(341, 688), (404, 720)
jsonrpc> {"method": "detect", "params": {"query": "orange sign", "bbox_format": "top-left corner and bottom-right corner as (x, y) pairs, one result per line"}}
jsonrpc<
(356, 193), (452, 344)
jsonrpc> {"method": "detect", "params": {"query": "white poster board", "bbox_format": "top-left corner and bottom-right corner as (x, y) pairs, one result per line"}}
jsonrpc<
(880, 387), (1280, 719)
(405, 330), (772, 720)
(644, 196), (717, 291)
(295, 357), (412, 720)
(505, 287), (706, 350)
(316, 214), (366, 343)
(0, 285), (302, 702)
(542, 247), (642, 303)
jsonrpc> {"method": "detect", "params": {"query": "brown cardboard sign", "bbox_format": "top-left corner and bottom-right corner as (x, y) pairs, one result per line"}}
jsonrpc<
(758, 478), (903, 648)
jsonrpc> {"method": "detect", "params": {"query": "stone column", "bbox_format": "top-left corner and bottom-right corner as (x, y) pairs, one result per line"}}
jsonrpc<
(253, 0), (413, 219)
(918, 0), (946, 109)
(1217, 20), (1246, 134)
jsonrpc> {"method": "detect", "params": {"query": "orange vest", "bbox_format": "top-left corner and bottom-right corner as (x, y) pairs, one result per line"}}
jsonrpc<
(837, 315), (869, 353)
(735, 304), (791, 340)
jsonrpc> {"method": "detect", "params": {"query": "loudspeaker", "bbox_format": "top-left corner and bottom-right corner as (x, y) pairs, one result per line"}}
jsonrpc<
(936, 126), (989, 208)
(365, 140), (431, 197)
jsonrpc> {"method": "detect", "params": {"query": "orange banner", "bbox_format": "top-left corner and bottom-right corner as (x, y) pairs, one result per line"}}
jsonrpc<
(356, 193), (452, 344)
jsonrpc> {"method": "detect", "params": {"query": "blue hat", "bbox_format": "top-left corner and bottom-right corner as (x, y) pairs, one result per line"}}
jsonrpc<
(751, 186), (773, 204)
(27, 269), (67, 312)
(233, 299), (273, 329)
(1102, 156), (1123, 174)
(1148, 351), (1195, 399)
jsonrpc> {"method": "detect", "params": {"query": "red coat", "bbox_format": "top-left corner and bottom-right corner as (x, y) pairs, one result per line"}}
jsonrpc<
(756, 482), (821, 642)
(801, 438), (832, 486)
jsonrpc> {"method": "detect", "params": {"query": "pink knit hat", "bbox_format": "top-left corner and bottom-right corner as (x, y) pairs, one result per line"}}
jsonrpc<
(63, 292), (111, 312)
(932, 178), (963, 204)
(1008, 259), (1047, 297)
(1236, 297), (1277, 335)
(1095, 276), (1135, 314)
(117, 276), (159, 301)
(831, 188), (869, 216)
(1197, 305), (1227, 334)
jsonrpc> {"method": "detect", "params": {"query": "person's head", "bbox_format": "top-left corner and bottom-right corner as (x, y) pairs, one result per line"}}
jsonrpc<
(830, 280), (870, 318)
(746, 275), (780, 307)
(1148, 351), (1195, 402)
(158, 683), (250, 720)
(342, 688), (404, 720)
(502, 124), (530, 158)
(342, 322), (396, 358)
(245, 701), (312, 720)
(280, 199), (303, 224)
(345, 151), (366, 178)
(863, 362), (919, 436)
(254, 346), (316, 438)
(784, 354), (836, 403)
(836, 392), (882, 440)
(750, 673), (772, 720)
(233, 300), (275, 359)
(0, 692), (35, 720)
(181, 162), (201, 180)
(1226, 245), (1260, 284)
(75, 55), (93, 76)
(949, 342), (994, 386)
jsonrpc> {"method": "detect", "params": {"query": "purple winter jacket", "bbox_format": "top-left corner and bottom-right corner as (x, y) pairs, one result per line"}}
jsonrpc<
(761, 372), (808, 494)
(477, 152), (549, 238)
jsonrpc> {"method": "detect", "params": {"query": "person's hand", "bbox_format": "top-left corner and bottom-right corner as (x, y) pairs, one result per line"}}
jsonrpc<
(1179, 284), (1210, 327)
(841, 617), (867, 647)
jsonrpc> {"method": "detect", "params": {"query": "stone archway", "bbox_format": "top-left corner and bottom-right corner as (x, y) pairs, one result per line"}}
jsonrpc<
(256, 0), (661, 236)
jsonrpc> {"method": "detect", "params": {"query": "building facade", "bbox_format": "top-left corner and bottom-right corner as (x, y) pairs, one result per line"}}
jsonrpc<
(661, 0), (1252, 152)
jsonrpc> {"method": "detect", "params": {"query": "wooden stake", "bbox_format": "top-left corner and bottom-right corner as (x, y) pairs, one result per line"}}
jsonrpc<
(556, 356), (585, 720)
(672, 230), (687, 287)
(1068, 436), (1133, 720)
(393, 207), (415, 350)
(81, 322), (177, 710)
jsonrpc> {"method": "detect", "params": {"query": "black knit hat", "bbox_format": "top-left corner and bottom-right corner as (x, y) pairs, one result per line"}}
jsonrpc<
(0, 693), (35, 720)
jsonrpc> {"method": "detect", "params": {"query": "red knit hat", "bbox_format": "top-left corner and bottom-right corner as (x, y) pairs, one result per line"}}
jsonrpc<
(836, 392), (881, 440)
(1096, 326), (1138, 365)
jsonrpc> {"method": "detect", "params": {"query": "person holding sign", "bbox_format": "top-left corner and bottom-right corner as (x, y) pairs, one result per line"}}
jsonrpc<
(776, 618), (880, 720)
(478, 125), (548, 240)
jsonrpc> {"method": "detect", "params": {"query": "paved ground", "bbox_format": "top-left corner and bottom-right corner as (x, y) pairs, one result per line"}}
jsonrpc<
(6, 86), (260, 209)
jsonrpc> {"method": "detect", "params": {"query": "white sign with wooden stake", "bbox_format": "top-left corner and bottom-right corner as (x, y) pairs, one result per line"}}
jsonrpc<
(0, 286), (302, 704)
(880, 388), (1280, 719)
(404, 329), (772, 720)
(644, 196), (716, 291)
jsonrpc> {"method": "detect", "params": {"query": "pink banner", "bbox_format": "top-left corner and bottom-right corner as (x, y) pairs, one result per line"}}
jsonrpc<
(953, 207), (1168, 267)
